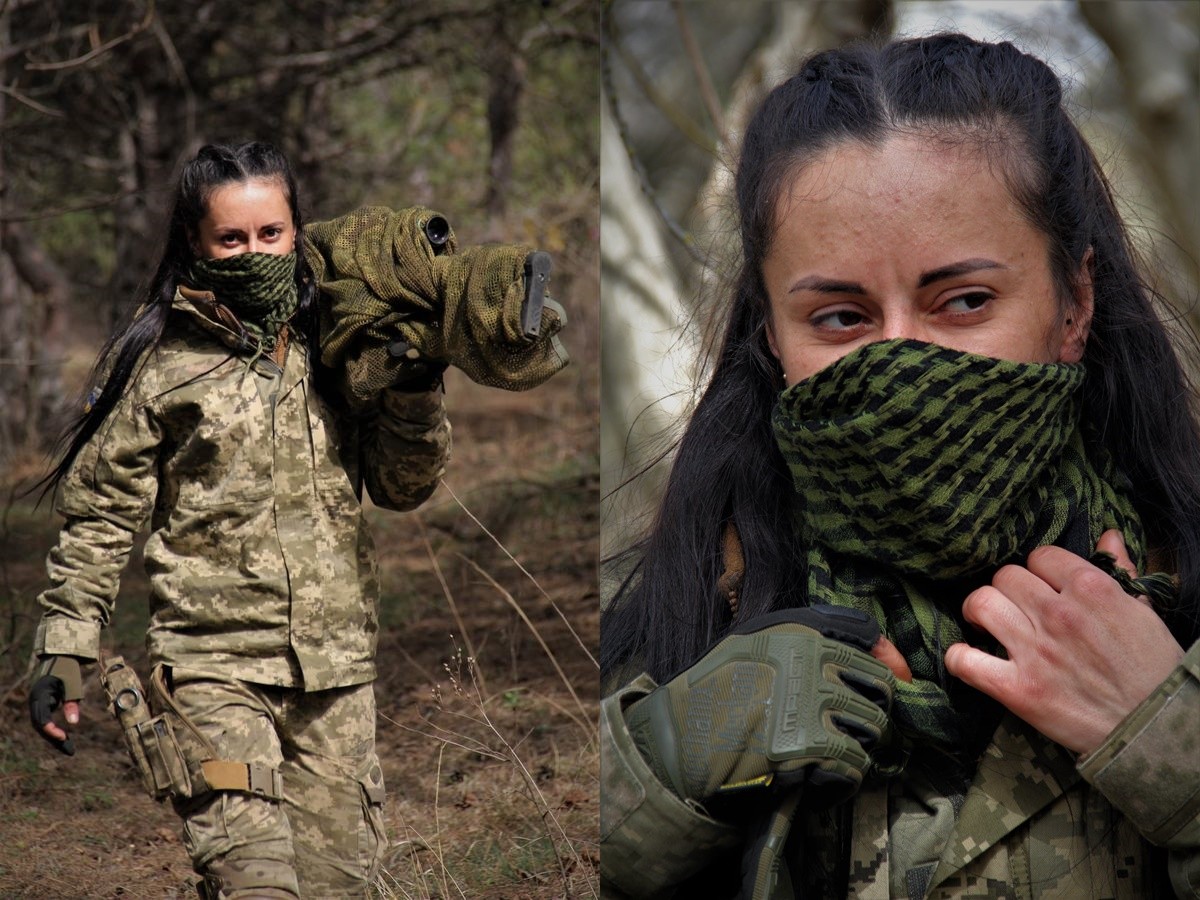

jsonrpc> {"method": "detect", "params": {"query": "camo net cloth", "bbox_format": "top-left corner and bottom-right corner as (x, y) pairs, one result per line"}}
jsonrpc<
(304, 206), (568, 405)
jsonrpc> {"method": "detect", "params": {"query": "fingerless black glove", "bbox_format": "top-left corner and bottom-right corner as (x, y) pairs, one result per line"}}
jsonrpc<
(29, 655), (84, 756)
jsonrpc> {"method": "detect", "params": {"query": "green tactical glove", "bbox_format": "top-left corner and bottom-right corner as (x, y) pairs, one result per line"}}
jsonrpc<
(624, 606), (894, 804)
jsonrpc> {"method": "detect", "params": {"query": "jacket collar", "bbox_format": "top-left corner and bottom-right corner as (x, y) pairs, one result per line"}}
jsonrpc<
(174, 285), (259, 354)
(172, 286), (294, 370)
(929, 713), (1081, 889)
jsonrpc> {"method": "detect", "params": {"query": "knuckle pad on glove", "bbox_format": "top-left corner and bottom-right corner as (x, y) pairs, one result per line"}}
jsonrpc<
(640, 615), (896, 804)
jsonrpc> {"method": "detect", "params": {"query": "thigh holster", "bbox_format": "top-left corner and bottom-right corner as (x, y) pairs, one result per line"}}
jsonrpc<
(99, 655), (282, 802)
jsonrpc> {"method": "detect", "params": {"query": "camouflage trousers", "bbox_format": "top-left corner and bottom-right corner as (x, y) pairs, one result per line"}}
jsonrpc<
(151, 666), (387, 899)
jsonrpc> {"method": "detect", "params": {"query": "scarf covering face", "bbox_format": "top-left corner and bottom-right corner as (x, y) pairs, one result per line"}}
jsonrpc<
(187, 251), (299, 352)
(771, 338), (1175, 751)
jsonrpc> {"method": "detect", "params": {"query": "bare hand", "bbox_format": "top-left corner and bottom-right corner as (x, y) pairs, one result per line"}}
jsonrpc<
(943, 530), (1183, 755)
(42, 700), (81, 744)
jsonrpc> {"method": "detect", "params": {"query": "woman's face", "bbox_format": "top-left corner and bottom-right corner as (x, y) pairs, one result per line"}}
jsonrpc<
(191, 178), (296, 259)
(762, 135), (1092, 387)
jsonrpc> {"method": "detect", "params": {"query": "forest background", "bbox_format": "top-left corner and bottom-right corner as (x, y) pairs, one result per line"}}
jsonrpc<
(0, 1), (599, 898)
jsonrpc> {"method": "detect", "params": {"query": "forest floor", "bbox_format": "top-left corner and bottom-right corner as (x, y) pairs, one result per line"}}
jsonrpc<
(0, 255), (600, 899)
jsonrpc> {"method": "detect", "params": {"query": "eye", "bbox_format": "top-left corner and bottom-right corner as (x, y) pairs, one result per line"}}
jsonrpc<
(942, 292), (992, 313)
(263, 226), (282, 239)
(219, 233), (241, 246)
(811, 308), (869, 331)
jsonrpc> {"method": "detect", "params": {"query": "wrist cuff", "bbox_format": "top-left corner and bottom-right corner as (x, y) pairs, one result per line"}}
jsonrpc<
(1077, 639), (1200, 847)
(600, 676), (739, 895)
(35, 616), (101, 660)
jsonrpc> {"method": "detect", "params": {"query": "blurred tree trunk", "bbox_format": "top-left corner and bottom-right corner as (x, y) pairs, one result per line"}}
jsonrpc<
(697, 0), (893, 240)
(1078, 0), (1200, 334)
(484, 13), (525, 219)
(1, 224), (71, 451)
(105, 37), (178, 330)
(0, 4), (69, 460)
(0, 2), (11, 457)
(599, 93), (693, 555)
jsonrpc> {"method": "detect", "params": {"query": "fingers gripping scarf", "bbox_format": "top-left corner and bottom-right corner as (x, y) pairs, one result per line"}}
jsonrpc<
(771, 339), (1177, 751)
(187, 252), (299, 353)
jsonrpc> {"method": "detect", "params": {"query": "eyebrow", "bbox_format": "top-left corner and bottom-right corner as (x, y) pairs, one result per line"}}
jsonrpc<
(214, 222), (287, 232)
(787, 258), (1007, 295)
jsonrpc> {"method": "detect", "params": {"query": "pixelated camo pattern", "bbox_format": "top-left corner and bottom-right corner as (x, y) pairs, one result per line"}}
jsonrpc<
(771, 339), (1169, 748)
(820, 715), (1162, 899)
(304, 206), (568, 404)
(35, 294), (449, 691)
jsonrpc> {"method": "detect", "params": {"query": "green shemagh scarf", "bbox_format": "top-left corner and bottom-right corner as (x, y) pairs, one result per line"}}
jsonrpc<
(771, 338), (1177, 751)
(187, 251), (299, 352)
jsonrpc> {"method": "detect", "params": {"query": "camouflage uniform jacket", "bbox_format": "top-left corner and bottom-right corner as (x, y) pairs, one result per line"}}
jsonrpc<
(600, 638), (1200, 899)
(33, 289), (451, 691)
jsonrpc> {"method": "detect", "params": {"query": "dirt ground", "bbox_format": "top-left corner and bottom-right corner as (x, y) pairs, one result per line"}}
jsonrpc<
(0, 267), (600, 899)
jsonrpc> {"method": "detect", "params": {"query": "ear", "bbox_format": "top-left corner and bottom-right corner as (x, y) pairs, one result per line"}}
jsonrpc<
(1057, 247), (1094, 364)
(765, 317), (781, 362)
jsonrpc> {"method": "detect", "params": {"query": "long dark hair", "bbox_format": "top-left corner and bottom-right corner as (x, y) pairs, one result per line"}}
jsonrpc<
(37, 141), (319, 499)
(602, 33), (1200, 684)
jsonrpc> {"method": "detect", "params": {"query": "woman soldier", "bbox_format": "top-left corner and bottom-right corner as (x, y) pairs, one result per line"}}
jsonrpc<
(600, 33), (1200, 899)
(28, 142), (450, 898)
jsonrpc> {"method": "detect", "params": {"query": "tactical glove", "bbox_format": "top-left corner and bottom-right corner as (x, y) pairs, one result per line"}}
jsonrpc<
(624, 606), (894, 804)
(29, 655), (84, 756)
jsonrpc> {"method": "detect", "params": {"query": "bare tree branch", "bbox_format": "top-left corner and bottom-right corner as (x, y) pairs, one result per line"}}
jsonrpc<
(0, 83), (62, 116)
(0, 22), (93, 66)
(23, 2), (155, 72)
(0, 190), (136, 223)
(671, 0), (728, 159)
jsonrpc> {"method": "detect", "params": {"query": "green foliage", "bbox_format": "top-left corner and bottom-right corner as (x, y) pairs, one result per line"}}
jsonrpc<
(516, 39), (601, 209)
(81, 788), (115, 812)
(0, 738), (41, 779)
(457, 833), (561, 887)
(32, 211), (116, 285)
(332, 67), (493, 218)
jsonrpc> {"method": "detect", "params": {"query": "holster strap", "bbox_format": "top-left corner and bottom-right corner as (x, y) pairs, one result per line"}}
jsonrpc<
(201, 759), (283, 801)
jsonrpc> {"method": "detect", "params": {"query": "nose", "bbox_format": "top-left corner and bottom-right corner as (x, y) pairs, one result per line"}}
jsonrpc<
(879, 310), (927, 343)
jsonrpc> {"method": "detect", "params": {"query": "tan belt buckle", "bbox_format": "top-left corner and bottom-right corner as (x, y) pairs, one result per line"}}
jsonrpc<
(247, 762), (283, 799)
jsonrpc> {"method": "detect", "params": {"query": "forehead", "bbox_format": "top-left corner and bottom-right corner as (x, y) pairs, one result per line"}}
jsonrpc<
(771, 134), (1034, 259)
(202, 178), (291, 226)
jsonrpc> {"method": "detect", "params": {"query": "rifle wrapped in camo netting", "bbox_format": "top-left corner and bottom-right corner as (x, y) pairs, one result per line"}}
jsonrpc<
(304, 206), (568, 406)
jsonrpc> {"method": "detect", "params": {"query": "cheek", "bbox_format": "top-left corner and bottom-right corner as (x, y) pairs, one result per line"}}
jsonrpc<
(785, 347), (846, 385)
(770, 323), (843, 385)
